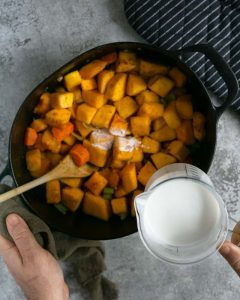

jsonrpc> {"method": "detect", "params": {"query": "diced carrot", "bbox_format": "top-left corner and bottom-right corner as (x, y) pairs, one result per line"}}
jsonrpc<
(101, 52), (117, 64)
(70, 144), (90, 166)
(52, 122), (74, 142)
(24, 127), (38, 146)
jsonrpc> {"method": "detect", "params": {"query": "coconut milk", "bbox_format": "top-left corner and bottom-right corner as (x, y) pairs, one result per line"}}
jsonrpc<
(143, 178), (221, 246)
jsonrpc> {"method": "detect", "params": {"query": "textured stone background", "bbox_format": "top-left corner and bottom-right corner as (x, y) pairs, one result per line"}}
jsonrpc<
(0, 0), (240, 299)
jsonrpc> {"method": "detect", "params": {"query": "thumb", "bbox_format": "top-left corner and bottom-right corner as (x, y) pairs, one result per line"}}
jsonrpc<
(219, 241), (240, 276)
(6, 214), (41, 263)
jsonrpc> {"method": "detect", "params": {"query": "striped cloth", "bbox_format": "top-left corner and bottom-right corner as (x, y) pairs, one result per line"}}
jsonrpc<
(124, 0), (240, 110)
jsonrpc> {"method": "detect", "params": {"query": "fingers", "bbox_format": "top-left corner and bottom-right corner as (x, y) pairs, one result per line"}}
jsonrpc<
(6, 214), (41, 263)
(0, 234), (22, 269)
(219, 241), (240, 276)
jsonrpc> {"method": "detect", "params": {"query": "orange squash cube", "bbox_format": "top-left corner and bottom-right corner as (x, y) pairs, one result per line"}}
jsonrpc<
(114, 96), (138, 119)
(62, 187), (84, 212)
(46, 180), (61, 204)
(82, 89), (106, 108)
(84, 172), (108, 196)
(111, 197), (128, 215)
(137, 161), (157, 186)
(148, 75), (174, 97)
(83, 192), (111, 221)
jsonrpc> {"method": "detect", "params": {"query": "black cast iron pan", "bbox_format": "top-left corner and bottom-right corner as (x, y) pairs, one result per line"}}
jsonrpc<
(0, 42), (238, 240)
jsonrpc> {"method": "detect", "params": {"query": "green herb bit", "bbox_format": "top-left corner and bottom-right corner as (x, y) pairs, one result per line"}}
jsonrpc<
(72, 132), (83, 141)
(103, 187), (115, 195)
(54, 203), (68, 215)
(120, 213), (128, 220)
(103, 194), (112, 200)
(162, 93), (176, 106)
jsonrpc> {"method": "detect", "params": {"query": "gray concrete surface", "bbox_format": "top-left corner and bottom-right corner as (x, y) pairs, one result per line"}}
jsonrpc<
(0, 0), (240, 299)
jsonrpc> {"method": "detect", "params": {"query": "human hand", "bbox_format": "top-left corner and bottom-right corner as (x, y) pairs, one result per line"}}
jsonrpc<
(0, 213), (69, 300)
(219, 241), (240, 276)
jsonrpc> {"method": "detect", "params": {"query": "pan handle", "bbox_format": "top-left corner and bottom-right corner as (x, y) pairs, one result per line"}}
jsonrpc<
(0, 161), (11, 182)
(175, 44), (239, 119)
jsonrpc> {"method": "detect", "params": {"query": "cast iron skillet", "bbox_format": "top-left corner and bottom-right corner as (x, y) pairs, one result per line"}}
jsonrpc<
(0, 42), (238, 240)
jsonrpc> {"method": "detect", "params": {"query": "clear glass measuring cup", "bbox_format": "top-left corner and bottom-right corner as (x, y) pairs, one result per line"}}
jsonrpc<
(134, 163), (229, 264)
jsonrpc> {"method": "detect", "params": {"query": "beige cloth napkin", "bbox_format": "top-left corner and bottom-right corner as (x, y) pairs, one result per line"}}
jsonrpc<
(0, 184), (118, 300)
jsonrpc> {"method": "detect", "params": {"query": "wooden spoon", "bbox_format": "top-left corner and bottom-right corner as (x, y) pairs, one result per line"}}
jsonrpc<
(0, 155), (94, 203)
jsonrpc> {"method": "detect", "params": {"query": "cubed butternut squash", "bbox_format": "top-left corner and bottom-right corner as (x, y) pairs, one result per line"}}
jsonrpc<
(76, 104), (97, 124)
(126, 74), (147, 96)
(64, 71), (82, 91)
(24, 128), (38, 146)
(131, 143), (144, 162)
(151, 152), (176, 169)
(45, 108), (71, 127)
(91, 105), (116, 128)
(46, 153), (63, 167)
(81, 78), (97, 91)
(115, 185), (128, 197)
(79, 60), (107, 79)
(75, 121), (93, 138)
(62, 187), (84, 212)
(136, 90), (159, 105)
(121, 163), (137, 193)
(42, 130), (61, 153)
(84, 172), (108, 195)
(34, 93), (51, 115)
(113, 136), (135, 161)
(90, 129), (114, 150)
(163, 102), (182, 129)
(116, 51), (138, 72)
(193, 112), (206, 141)
(138, 102), (164, 120)
(83, 139), (109, 167)
(30, 153), (51, 178)
(105, 73), (127, 101)
(108, 170), (120, 189)
(82, 89), (106, 109)
(111, 197), (128, 215)
(111, 159), (125, 169)
(150, 125), (176, 142)
(130, 116), (151, 136)
(26, 149), (41, 172)
(51, 92), (74, 109)
(142, 136), (160, 153)
(169, 67), (187, 88)
(101, 52), (117, 64)
(46, 180), (61, 204)
(83, 192), (111, 221)
(63, 135), (76, 146)
(167, 140), (189, 161)
(114, 96), (138, 119)
(72, 88), (82, 103)
(137, 161), (157, 186)
(60, 178), (82, 188)
(176, 120), (195, 145)
(97, 70), (114, 93)
(175, 95), (193, 119)
(148, 75), (174, 97)
(30, 119), (47, 132)
(139, 60), (169, 77)
(109, 113), (128, 136)
(153, 117), (166, 131)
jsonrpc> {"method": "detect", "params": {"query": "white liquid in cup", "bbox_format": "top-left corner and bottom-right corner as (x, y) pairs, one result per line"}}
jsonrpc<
(143, 179), (221, 247)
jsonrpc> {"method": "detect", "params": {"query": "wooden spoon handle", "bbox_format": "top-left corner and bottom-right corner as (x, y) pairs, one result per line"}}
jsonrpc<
(0, 171), (57, 204)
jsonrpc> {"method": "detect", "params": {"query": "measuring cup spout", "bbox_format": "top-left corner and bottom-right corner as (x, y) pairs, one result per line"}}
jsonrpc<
(134, 191), (151, 215)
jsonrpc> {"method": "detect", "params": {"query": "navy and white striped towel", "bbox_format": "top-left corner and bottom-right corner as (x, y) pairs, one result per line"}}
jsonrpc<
(124, 0), (240, 110)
